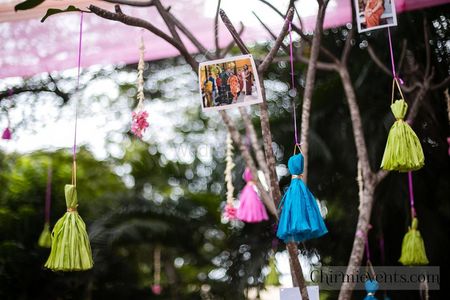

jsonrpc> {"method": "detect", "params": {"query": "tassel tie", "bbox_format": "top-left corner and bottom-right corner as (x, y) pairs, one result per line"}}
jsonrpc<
(363, 279), (379, 300)
(236, 168), (269, 223)
(276, 153), (327, 243)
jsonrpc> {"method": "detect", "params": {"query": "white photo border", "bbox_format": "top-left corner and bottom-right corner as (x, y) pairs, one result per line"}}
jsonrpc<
(354, 0), (398, 33)
(198, 54), (263, 112)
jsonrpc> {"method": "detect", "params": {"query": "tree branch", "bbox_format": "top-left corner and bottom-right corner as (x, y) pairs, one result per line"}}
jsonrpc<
(214, 0), (221, 58)
(103, 0), (155, 7)
(300, 0), (329, 182)
(89, 4), (198, 71)
(258, 7), (294, 74)
(219, 111), (277, 217)
(238, 107), (271, 192)
(220, 22), (244, 57)
(219, 9), (250, 54)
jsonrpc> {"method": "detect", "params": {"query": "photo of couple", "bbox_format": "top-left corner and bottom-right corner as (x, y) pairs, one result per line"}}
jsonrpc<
(355, 0), (398, 32)
(199, 55), (262, 111)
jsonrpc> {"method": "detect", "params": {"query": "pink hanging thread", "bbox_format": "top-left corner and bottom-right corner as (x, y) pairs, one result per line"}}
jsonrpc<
(237, 168), (269, 223)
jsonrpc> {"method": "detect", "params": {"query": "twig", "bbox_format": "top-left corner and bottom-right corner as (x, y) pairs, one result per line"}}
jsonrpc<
(300, 0), (329, 182)
(103, 0), (155, 6)
(214, 0), (222, 58)
(219, 9), (250, 54)
(89, 4), (198, 70)
(258, 7), (294, 74)
(220, 22), (244, 57)
(219, 111), (277, 217)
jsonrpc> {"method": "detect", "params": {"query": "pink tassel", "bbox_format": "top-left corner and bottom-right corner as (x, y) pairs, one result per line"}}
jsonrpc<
(2, 127), (11, 140)
(151, 284), (162, 295)
(237, 168), (269, 223)
(223, 203), (237, 220)
(131, 110), (149, 138)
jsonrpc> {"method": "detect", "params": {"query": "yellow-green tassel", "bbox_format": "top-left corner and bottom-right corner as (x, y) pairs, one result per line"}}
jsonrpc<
(38, 222), (52, 248)
(399, 218), (429, 266)
(265, 255), (280, 287)
(380, 99), (424, 172)
(44, 184), (93, 271)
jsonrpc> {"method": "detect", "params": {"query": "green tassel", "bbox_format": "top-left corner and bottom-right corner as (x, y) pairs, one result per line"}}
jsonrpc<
(38, 222), (52, 248)
(44, 184), (93, 271)
(265, 255), (280, 287)
(380, 99), (424, 172)
(399, 218), (429, 266)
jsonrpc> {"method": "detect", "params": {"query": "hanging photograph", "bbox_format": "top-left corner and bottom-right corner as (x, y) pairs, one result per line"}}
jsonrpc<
(199, 54), (263, 111)
(354, 0), (398, 33)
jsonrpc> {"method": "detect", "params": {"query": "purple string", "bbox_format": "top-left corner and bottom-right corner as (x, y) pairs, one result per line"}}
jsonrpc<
(288, 21), (299, 145)
(73, 12), (83, 164)
(408, 171), (417, 218)
(387, 28), (404, 84)
(379, 235), (385, 265)
(364, 233), (371, 263)
(45, 168), (52, 223)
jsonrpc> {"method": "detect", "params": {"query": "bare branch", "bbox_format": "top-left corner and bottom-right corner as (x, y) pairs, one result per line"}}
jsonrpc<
(341, 28), (355, 65)
(367, 44), (391, 77)
(103, 0), (155, 7)
(238, 107), (271, 192)
(397, 39), (408, 72)
(219, 9), (250, 54)
(253, 11), (289, 53)
(258, 7), (294, 74)
(153, 0), (183, 45)
(219, 111), (278, 217)
(214, 0), (222, 58)
(165, 10), (214, 60)
(431, 76), (450, 90)
(300, 0), (329, 182)
(89, 4), (198, 70)
(220, 22), (244, 57)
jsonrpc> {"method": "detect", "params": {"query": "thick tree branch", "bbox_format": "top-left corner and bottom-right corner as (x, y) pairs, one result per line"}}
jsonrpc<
(153, 0), (183, 45)
(220, 22), (244, 57)
(219, 9), (250, 54)
(214, 0), (221, 58)
(166, 11), (213, 60)
(258, 7), (294, 74)
(300, 0), (329, 182)
(89, 4), (198, 70)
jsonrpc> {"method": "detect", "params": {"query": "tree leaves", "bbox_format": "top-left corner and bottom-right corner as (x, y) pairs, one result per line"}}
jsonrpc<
(40, 5), (83, 23)
(14, 0), (44, 11)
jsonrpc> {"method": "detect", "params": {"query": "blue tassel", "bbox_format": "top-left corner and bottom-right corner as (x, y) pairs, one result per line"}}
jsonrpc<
(363, 279), (379, 300)
(276, 153), (328, 242)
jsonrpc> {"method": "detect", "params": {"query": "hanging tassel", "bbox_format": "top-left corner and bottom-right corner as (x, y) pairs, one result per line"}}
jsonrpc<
(44, 184), (93, 271)
(276, 150), (327, 242)
(223, 132), (237, 220)
(264, 253), (280, 287)
(151, 245), (162, 295)
(399, 217), (429, 266)
(363, 279), (379, 300)
(2, 127), (11, 140)
(131, 35), (149, 139)
(380, 98), (424, 171)
(38, 167), (53, 248)
(38, 222), (52, 248)
(237, 168), (268, 223)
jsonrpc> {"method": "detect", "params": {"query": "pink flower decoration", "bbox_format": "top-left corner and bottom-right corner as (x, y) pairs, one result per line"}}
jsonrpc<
(2, 127), (11, 140)
(131, 110), (149, 138)
(151, 284), (162, 295)
(223, 203), (237, 220)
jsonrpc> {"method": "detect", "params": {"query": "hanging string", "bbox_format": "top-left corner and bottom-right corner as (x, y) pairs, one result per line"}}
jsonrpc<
(288, 21), (299, 146)
(408, 171), (417, 219)
(387, 27), (403, 85)
(45, 167), (53, 224)
(72, 12), (84, 186)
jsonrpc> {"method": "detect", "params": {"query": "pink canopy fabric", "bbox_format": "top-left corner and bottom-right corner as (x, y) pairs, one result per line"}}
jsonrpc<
(0, 0), (448, 79)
